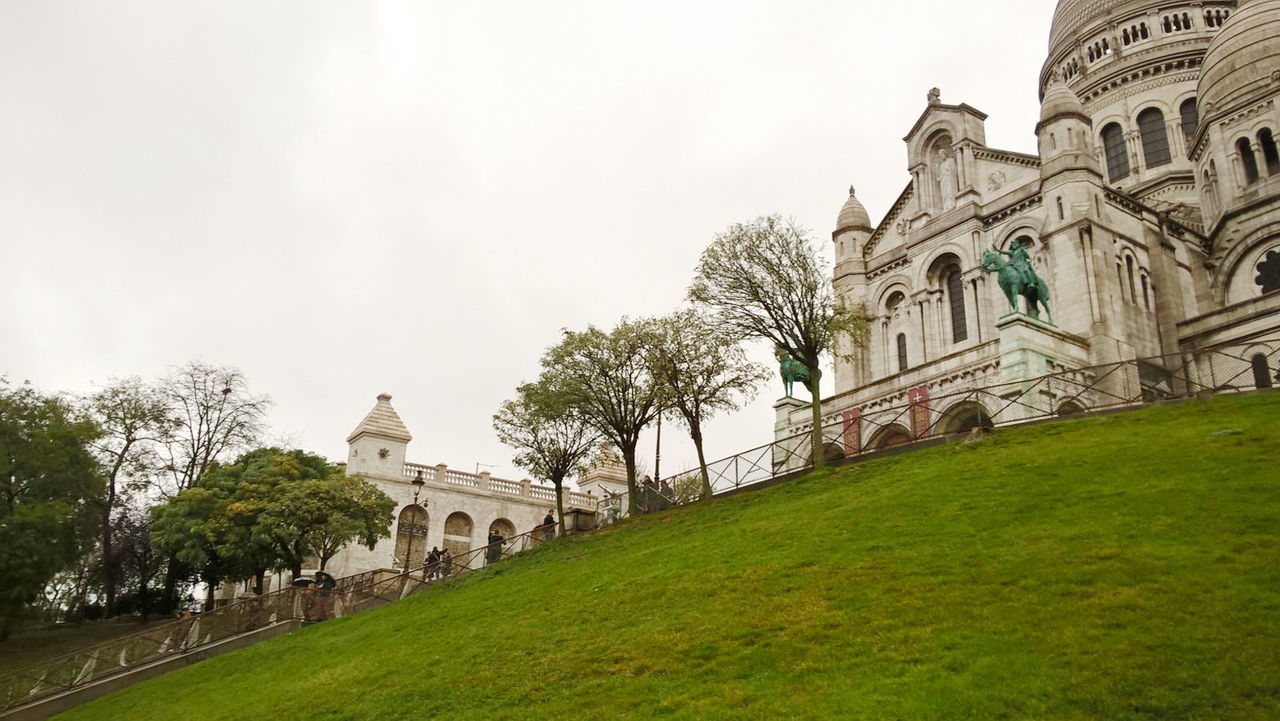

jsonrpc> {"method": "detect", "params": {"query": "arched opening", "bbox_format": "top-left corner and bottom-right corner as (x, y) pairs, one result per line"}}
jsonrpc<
(1258, 249), (1280, 294)
(946, 266), (968, 343)
(1137, 108), (1171, 168)
(1126, 256), (1138, 304)
(1057, 400), (1086, 416)
(896, 333), (909, 373)
(394, 505), (429, 569)
(885, 290), (909, 375)
(1251, 355), (1274, 389)
(935, 401), (994, 435)
(1258, 129), (1280, 176)
(1239, 138), (1261, 184)
(1141, 275), (1151, 310)
(1180, 99), (1198, 143)
(867, 424), (913, 451)
(488, 518), (515, 539)
(443, 512), (474, 558)
(812, 442), (847, 465)
(1102, 123), (1130, 181)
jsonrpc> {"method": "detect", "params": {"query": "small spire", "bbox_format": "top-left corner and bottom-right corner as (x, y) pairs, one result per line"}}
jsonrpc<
(848, 186), (856, 196)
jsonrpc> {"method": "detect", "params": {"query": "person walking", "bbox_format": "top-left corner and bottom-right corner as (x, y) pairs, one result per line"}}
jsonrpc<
(486, 531), (504, 566)
(313, 570), (337, 622)
(440, 548), (453, 578)
(542, 510), (557, 541)
(425, 547), (441, 580)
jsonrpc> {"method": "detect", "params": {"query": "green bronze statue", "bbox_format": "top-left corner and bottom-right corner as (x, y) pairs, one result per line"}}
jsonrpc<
(982, 244), (1053, 323)
(776, 347), (820, 398)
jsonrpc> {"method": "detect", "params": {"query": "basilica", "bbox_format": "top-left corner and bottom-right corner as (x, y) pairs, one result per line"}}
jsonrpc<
(777, 0), (1280, 452)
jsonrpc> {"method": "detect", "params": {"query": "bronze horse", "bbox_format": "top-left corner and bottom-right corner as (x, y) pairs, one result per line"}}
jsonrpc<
(982, 247), (1053, 323)
(776, 348), (820, 398)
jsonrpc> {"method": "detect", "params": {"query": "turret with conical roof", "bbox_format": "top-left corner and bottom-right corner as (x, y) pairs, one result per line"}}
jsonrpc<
(346, 393), (413, 480)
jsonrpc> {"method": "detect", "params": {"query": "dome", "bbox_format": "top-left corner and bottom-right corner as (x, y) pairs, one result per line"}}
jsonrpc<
(836, 187), (872, 231)
(1048, 0), (1130, 53)
(1198, 0), (1280, 120)
(1040, 79), (1089, 125)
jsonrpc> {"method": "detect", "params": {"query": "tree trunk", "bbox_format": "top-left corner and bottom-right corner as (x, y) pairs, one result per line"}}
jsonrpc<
(552, 477), (567, 537)
(691, 425), (712, 498)
(254, 572), (265, 595)
(621, 443), (640, 515)
(160, 556), (182, 615)
(101, 450), (128, 618)
(808, 363), (825, 469)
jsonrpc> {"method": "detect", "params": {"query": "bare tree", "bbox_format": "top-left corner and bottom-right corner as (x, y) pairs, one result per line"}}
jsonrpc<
(158, 362), (270, 496)
(84, 377), (172, 615)
(689, 215), (868, 468)
(494, 380), (601, 534)
(649, 310), (769, 497)
(540, 320), (664, 514)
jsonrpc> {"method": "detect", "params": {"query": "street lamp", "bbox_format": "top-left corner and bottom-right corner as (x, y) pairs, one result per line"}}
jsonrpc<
(403, 470), (427, 573)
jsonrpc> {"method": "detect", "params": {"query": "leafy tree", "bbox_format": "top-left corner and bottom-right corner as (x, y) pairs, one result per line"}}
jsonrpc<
(540, 320), (665, 514)
(84, 377), (173, 615)
(114, 507), (164, 619)
(155, 362), (269, 611)
(259, 471), (395, 574)
(0, 380), (102, 639)
(494, 381), (601, 534)
(689, 215), (869, 468)
(649, 310), (769, 497)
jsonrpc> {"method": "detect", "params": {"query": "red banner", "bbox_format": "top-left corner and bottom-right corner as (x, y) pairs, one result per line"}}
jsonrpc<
(842, 409), (862, 456)
(908, 386), (931, 439)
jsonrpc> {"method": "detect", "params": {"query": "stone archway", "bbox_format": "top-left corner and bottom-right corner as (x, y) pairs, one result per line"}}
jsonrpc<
(1057, 400), (1086, 416)
(867, 424), (913, 451)
(394, 505), (428, 569)
(935, 401), (994, 435)
(443, 512), (474, 559)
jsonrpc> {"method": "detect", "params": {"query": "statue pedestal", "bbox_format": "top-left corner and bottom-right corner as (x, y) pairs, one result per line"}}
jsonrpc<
(997, 313), (1089, 383)
(773, 397), (808, 440)
(773, 397), (809, 475)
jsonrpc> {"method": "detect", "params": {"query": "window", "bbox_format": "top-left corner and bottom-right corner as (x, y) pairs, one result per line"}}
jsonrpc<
(1102, 123), (1130, 181)
(1180, 99), (1199, 143)
(1239, 137), (1261, 184)
(1138, 108), (1171, 168)
(1126, 256), (1137, 304)
(1117, 264), (1126, 302)
(1141, 275), (1151, 310)
(1258, 249), (1280, 294)
(946, 267), (968, 343)
(896, 333), (908, 373)
(1259, 128), (1280, 176)
(1252, 354), (1274, 389)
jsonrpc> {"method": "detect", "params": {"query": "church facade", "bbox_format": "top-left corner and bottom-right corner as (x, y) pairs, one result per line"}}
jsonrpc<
(777, 0), (1280, 452)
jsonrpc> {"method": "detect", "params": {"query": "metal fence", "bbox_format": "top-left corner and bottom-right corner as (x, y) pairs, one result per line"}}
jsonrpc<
(0, 526), (557, 715)
(598, 335), (1280, 522)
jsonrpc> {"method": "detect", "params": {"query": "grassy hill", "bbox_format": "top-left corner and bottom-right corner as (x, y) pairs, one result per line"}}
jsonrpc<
(57, 394), (1280, 721)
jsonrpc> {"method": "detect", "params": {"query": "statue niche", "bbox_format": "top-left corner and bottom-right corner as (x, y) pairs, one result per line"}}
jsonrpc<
(926, 133), (958, 212)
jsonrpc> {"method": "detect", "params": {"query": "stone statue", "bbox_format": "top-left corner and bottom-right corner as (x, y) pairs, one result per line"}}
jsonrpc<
(927, 87), (941, 105)
(936, 149), (958, 210)
(776, 347), (820, 398)
(982, 245), (1053, 322)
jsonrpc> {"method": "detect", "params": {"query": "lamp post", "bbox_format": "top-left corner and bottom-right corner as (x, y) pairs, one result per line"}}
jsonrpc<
(403, 470), (426, 573)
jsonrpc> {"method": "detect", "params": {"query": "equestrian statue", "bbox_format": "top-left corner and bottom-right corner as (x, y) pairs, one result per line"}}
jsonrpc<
(981, 243), (1053, 323)
(776, 347), (820, 398)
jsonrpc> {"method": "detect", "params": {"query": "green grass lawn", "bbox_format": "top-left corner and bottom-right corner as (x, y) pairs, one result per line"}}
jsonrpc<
(56, 394), (1280, 720)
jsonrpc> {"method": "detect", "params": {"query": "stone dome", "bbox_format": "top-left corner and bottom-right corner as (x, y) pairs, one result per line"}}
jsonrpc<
(1040, 80), (1089, 125)
(1198, 0), (1280, 119)
(1048, 0), (1130, 53)
(836, 187), (872, 231)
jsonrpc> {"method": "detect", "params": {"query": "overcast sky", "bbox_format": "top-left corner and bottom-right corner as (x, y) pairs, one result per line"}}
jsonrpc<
(1, 0), (1057, 484)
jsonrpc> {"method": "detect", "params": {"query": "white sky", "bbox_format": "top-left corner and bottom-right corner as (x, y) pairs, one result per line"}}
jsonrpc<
(0, 1), (1057, 484)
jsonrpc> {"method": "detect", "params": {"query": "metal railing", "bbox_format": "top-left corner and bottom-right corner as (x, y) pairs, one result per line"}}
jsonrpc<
(598, 335), (1280, 523)
(0, 525), (559, 714)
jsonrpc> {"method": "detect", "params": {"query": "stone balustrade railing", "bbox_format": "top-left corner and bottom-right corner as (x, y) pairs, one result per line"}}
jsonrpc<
(402, 462), (594, 508)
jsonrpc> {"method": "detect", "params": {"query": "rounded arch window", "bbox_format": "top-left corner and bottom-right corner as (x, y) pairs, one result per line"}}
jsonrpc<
(1101, 123), (1130, 181)
(1137, 108), (1171, 168)
(1257, 248), (1280, 295)
(394, 505), (429, 568)
(1180, 99), (1199, 143)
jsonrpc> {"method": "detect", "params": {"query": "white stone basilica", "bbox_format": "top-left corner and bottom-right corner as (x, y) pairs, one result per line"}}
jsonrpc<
(777, 0), (1280, 451)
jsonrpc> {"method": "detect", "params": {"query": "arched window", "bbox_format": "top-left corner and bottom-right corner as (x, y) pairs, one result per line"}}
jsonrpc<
(1126, 256), (1137, 303)
(945, 267), (968, 343)
(1102, 123), (1130, 181)
(394, 505), (429, 569)
(488, 518), (515, 539)
(1138, 108), (1171, 168)
(896, 333), (908, 373)
(1141, 275), (1151, 310)
(1140, 22), (1149, 39)
(1258, 128), (1280, 176)
(1252, 354), (1274, 389)
(1258, 249), (1280, 294)
(1180, 99), (1199, 143)
(1239, 138), (1261, 184)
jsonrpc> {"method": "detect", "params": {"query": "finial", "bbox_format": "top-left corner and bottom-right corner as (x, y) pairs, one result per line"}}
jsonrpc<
(848, 185), (856, 196)
(377, 393), (392, 401)
(928, 87), (941, 105)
